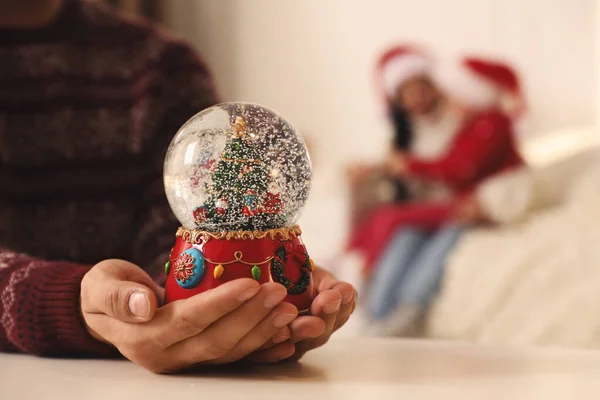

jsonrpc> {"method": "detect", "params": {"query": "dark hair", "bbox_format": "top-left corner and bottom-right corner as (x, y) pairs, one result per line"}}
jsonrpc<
(390, 106), (412, 150)
(389, 106), (412, 202)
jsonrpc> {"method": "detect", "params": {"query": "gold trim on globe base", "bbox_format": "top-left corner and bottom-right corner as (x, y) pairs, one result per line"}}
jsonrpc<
(176, 225), (302, 244)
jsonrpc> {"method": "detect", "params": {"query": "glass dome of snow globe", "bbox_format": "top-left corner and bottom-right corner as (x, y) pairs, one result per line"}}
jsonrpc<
(163, 102), (312, 232)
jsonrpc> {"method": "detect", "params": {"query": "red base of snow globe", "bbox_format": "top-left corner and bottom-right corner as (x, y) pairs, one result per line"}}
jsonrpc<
(164, 225), (315, 313)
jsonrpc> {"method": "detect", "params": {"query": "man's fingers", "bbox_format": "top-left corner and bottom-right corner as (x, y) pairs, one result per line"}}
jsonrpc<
(312, 267), (338, 293)
(258, 326), (292, 351)
(312, 289), (342, 340)
(82, 276), (159, 323)
(310, 288), (342, 317)
(332, 283), (355, 304)
(273, 326), (292, 345)
(208, 302), (298, 364)
(290, 289), (341, 358)
(81, 259), (167, 323)
(331, 283), (356, 332)
(167, 283), (287, 363)
(289, 316), (326, 342)
(149, 278), (261, 347)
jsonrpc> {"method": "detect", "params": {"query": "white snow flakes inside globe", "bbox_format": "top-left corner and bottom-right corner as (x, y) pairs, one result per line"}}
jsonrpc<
(163, 102), (312, 232)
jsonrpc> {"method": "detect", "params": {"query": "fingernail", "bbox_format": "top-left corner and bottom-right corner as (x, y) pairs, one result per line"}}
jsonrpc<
(238, 285), (260, 301)
(323, 299), (341, 314)
(273, 313), (297, 328)
(264, 290), (286, 308)
(341, 290), (354, 304)
(128, 291), (150, 318)
(273, 331), (291, 344)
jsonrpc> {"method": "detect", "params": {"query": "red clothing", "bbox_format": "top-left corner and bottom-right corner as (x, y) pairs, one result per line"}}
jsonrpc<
(0, 0), (217, 356)
(348, 109), (524, 270)
(405, 109), (523, 194)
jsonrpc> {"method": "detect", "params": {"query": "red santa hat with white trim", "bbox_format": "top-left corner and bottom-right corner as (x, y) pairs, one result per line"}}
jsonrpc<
(375, 45), (433, 105)
(433, 56), (526, 118)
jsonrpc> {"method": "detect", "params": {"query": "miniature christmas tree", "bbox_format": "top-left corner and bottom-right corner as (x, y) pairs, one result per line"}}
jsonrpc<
(203, 117), (281, 230)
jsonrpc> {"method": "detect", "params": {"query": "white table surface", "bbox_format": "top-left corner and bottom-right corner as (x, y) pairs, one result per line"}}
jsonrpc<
(2, 337), (600, 400)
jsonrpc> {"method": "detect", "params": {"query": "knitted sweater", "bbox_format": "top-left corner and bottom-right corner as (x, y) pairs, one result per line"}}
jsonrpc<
(0, 0), (217, 356)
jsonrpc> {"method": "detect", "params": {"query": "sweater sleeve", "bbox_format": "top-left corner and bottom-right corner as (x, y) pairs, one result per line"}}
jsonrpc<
(0, 249), (117, 357)
(130, 40), (219, 285)
(405, 112), (514, 191)
(476, 167), (536, 223)
(0, 42), (218, 357)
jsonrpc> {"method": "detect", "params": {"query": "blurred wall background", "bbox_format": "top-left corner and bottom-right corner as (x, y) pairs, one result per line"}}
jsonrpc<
(160, 0), (598, 263)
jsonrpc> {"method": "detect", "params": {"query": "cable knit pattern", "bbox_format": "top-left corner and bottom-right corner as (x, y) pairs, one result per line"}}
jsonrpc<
(0, 0), (218, 356)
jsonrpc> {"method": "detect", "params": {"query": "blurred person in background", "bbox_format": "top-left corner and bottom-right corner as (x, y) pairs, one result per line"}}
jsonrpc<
(377, 46), (464, 201)
(348, 46), (462, 205)
(346, 46), (463, 249)
(351, 54), (526, 336)
(0, 0), (355, 373)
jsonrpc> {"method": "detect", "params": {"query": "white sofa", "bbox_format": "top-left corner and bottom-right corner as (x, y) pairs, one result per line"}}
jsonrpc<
(426, 126), (600, 349)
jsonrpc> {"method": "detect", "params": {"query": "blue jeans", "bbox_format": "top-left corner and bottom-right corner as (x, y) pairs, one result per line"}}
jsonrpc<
(367, 225), (466, 320)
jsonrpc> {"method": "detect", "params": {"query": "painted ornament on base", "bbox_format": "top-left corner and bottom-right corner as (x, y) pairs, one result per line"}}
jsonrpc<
(173, 248), (205, 289)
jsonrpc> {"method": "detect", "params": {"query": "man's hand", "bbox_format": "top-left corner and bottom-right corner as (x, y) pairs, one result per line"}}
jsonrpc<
(247, 267), (357, 363)
(81, 260), (297, 373)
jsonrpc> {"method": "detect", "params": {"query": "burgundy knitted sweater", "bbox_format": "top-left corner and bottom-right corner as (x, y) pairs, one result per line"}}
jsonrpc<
(0, 0), (217, 356)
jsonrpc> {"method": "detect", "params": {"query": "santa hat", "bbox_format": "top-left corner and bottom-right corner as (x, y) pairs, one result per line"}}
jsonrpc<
(375, 45), (432, 103)
(433, 56), (526, 117)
